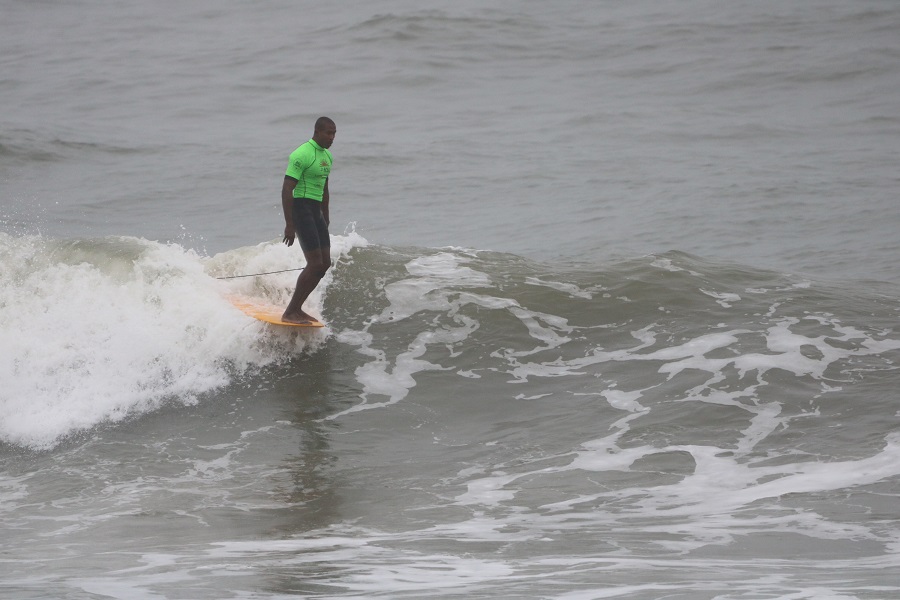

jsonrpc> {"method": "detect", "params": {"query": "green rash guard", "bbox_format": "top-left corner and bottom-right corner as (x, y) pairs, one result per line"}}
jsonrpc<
(285, 139), (333, 201)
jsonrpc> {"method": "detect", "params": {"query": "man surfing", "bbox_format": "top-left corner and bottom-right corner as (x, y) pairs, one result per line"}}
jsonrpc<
(280, 116), (336, 324)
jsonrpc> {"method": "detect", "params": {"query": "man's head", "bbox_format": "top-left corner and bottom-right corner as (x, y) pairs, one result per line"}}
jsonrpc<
(313, 117), (336, 149)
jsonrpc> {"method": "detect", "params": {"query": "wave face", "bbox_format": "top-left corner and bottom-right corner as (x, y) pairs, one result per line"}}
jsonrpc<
(2, 234), (900, 596)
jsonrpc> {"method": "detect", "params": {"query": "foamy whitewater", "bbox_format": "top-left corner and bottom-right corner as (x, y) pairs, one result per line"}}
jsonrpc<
(0, 232), (365, 449)
(2, 1), (900, 598)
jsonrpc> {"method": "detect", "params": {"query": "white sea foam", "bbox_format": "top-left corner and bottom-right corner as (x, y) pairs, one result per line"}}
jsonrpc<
(0, 232), (363, 449)
(525, 276), (595, 299)
(329, 251), (579, 419)
(700, 288), (741, 307)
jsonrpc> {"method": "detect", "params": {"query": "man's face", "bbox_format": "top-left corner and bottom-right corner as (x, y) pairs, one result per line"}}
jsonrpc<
(315, 124), (336, 149)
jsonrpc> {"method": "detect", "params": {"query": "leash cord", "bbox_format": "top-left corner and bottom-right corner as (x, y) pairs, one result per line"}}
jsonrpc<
(215, 267), (304, 280)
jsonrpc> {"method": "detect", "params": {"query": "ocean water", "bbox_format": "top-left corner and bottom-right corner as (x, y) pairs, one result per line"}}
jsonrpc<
(2, 1), (899, 598)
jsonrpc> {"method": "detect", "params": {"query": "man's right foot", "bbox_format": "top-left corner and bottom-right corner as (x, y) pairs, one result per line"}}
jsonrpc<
(282, 311), (315, 325)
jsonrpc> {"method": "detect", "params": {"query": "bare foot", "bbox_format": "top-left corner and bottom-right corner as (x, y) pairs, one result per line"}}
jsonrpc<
(282, 310), (316, 325)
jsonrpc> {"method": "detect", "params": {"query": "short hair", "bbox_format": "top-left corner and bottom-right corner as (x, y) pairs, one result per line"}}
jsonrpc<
(314, 116), (335, 132)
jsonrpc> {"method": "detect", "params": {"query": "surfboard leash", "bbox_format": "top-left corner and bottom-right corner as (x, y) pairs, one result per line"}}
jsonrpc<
(215, 267), (305, 280)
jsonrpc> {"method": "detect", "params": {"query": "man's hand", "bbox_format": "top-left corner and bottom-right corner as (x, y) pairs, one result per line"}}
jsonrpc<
(283, 224), (296, 246)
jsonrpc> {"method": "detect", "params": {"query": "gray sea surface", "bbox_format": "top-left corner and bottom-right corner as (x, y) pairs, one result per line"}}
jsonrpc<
(2, 1), (900, 598)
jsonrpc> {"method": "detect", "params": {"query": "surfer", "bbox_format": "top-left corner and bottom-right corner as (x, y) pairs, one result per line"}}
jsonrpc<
(280, 116), (336, 324)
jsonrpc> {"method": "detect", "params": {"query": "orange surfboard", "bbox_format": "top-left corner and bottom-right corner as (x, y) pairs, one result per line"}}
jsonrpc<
(227, 296), (324, 328)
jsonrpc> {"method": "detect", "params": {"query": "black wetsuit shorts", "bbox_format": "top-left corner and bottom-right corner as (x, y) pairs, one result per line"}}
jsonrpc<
(292, 197), (330, 253)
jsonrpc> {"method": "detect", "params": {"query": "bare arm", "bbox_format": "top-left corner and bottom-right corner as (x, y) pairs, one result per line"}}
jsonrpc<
(321, 177), (330, 226)
(282, 176), (298, 245)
